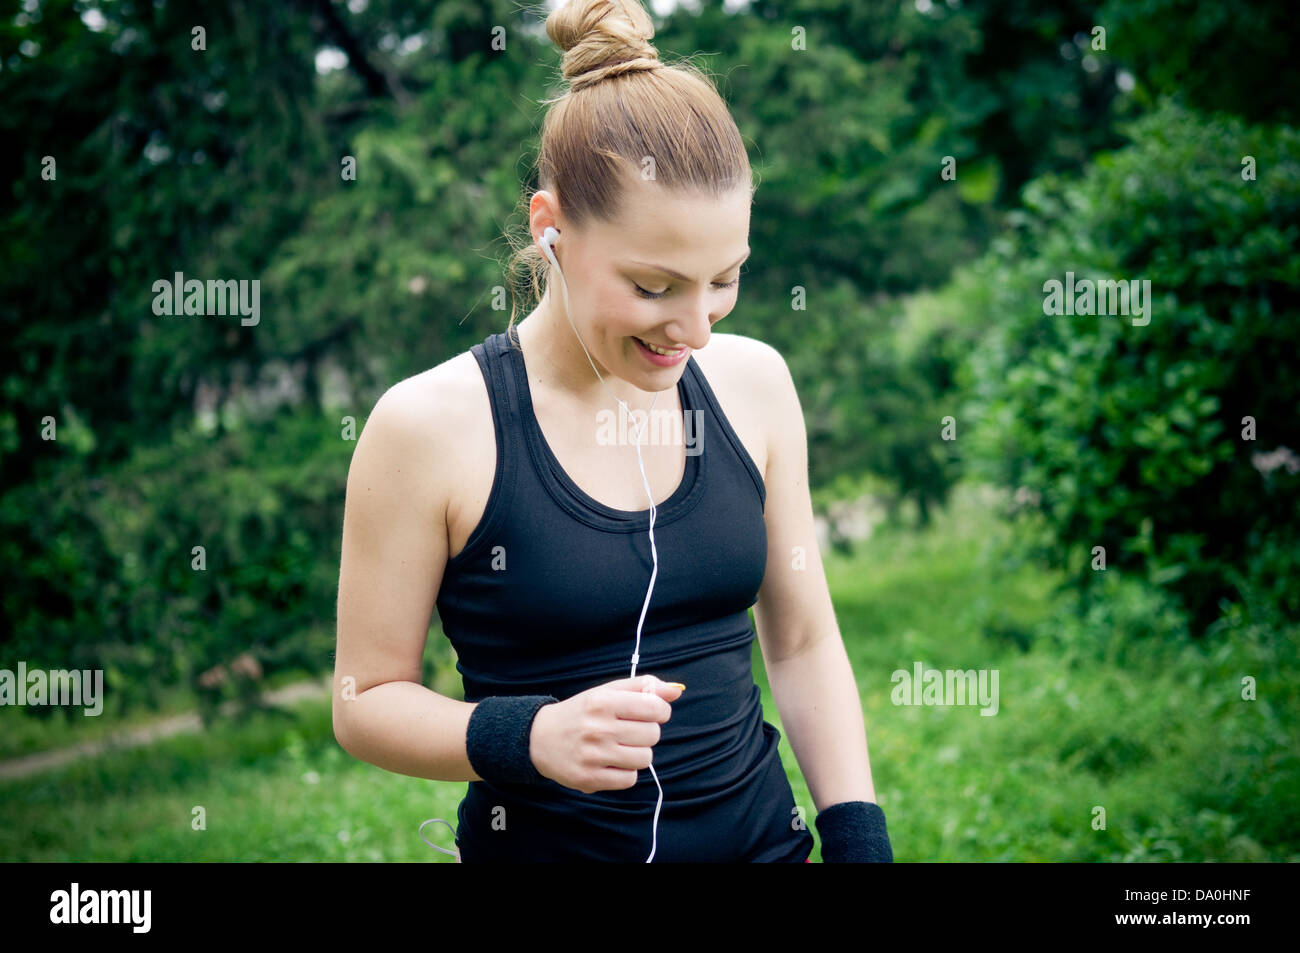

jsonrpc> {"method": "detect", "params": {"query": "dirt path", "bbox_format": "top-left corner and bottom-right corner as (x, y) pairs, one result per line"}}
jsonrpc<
(0, 677), (332, 782)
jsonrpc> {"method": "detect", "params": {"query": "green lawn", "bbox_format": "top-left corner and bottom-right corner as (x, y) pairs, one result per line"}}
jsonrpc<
(3, 482), (1297, 861)
(0, 667), (322, 762)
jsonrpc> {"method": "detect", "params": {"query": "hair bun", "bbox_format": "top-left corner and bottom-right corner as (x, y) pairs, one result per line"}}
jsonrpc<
(546, 0), (663, 92)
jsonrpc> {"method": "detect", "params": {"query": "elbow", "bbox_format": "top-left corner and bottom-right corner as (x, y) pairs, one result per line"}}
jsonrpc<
(332, 704), (353, 755)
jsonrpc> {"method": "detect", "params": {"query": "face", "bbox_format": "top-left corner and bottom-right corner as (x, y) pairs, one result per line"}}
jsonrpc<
(532, 173), (751, 387)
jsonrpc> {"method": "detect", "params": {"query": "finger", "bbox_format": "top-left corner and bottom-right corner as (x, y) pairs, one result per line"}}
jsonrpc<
(594, 742), (653, 771)
(609, 744), (655, 771)
(605, 674), (684, 697)
(602, 674), (662, 693)
(612, 719), (661, 748)
(608, 688), (673, 722)
(591, 767), (641, 791)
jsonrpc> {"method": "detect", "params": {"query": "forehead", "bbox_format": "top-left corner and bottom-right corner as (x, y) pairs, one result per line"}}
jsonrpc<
(596, 177), (751, 257)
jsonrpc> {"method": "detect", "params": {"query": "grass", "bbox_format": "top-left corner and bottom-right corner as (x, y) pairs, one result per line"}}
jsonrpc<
(761, 485), (1300, 862)
(0, 666), (322, 761)
(3, 482), (1297, 861)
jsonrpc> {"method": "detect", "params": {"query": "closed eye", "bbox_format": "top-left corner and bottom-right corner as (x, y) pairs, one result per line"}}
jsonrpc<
(632, 276), (742, 300)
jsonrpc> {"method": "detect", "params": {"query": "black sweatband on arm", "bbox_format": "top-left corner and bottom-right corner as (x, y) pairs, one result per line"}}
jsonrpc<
(814, 800), (894, 862)
(465, 694), (558, 787)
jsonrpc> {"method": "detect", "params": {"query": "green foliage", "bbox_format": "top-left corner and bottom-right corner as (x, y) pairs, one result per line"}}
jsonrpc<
(821, 488), (1300, 862)
(2, 410), (351, 714)
(766, 281), (963, 525)
(0, 0), (535, 716)
(956, 99), (1300, 634)
(3, 0), (1295, 719)
(7, 487), (1297, 862)
(1100, 0), (1300, 125)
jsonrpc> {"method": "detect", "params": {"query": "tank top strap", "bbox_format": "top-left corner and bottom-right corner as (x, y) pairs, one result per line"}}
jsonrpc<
(681, 353), (766, 510)
(449, 330), (523, 569)
(468, 329), (520, 447)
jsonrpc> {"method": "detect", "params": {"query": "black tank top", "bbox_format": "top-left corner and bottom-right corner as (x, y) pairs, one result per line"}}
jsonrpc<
(435, 326), (814, 862)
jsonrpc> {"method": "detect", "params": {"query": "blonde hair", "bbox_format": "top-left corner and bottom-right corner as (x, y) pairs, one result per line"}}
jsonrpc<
(502, 0), (755, 340)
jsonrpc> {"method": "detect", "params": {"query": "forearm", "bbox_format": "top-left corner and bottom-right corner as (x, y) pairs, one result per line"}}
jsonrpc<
(766, 632), (877, 811)
(334, 679), (484, 782)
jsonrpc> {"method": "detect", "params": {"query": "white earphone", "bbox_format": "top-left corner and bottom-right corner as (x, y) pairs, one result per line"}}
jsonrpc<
(540, 224), (666, 862)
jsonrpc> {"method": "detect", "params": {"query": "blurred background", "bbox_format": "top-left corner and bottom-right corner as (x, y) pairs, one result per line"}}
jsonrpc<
(1, 0), (1297, 861)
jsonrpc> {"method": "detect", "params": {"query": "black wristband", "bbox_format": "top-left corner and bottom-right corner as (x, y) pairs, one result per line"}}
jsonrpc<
(814, 800), (894, 862)
(465, 694), (558, 787)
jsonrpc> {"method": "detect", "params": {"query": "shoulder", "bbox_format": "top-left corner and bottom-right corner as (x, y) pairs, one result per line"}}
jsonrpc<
(693, 332), (801, 483)
(364, 350), (482, 450)
(696, 331), (797, 415)
(350, 348), (488, 509)
(701, 331), (790, 378)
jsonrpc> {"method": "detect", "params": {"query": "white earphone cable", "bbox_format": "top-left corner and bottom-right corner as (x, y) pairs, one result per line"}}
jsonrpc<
(541, 229), (664, 863)
(419, 228), (668, 863)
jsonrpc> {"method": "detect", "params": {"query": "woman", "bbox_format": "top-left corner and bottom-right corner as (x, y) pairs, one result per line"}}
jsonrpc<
(332, 0), (892, 863)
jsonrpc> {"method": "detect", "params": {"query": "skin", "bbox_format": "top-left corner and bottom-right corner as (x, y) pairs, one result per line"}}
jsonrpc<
(332, 168), (879, 856)
(517, 173), (753, 414)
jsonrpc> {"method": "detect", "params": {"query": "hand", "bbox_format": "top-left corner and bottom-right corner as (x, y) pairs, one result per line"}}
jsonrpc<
(529, 675), (683, 794)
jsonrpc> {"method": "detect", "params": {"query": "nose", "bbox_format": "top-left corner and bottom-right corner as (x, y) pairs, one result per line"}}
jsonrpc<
(666, 289), (716, 351)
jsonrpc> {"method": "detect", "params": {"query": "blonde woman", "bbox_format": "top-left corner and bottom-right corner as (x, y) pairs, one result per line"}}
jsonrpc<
(333, 0), (891, 863)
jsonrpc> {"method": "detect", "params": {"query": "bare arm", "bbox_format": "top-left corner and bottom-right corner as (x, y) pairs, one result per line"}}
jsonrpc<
(767, 635), (877, 811)
(748, 338), (878, 810)
(332, 375), (483, 782)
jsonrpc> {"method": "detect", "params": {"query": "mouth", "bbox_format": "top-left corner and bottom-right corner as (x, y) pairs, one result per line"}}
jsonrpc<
(632, 336), (688, 361)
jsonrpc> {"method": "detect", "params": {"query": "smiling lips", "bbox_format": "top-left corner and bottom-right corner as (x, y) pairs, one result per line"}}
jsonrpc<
(633, 336), (686, 356)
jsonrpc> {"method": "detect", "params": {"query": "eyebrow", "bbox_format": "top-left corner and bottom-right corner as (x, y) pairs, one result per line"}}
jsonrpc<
(625, 249), (751, 282)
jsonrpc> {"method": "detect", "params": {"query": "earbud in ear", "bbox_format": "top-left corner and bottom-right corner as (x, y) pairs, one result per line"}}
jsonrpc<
(542, 226), (559, 249)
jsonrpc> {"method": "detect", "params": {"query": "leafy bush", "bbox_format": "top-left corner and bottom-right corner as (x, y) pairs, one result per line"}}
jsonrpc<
(771, 281), (964, 526)
(955, 99), (1300, 635)
(1, 410), (351, 716)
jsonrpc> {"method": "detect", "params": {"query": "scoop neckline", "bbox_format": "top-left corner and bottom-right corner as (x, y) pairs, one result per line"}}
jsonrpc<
(502, 325), (705, 528)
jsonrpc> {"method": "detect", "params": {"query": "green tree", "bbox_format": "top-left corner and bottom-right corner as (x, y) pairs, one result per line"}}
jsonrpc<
(957, 99), (1300, 635)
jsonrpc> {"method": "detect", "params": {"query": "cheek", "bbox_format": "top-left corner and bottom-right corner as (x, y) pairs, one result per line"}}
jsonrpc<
(594, 286), (656, 333)
(714, 287), (741, 317)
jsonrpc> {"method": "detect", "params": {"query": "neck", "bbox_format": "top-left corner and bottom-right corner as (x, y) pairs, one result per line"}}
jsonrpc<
(515, 287), (673, 413)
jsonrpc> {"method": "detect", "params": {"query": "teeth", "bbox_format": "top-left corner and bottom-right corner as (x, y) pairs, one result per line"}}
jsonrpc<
(638, 338), (683, 356)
